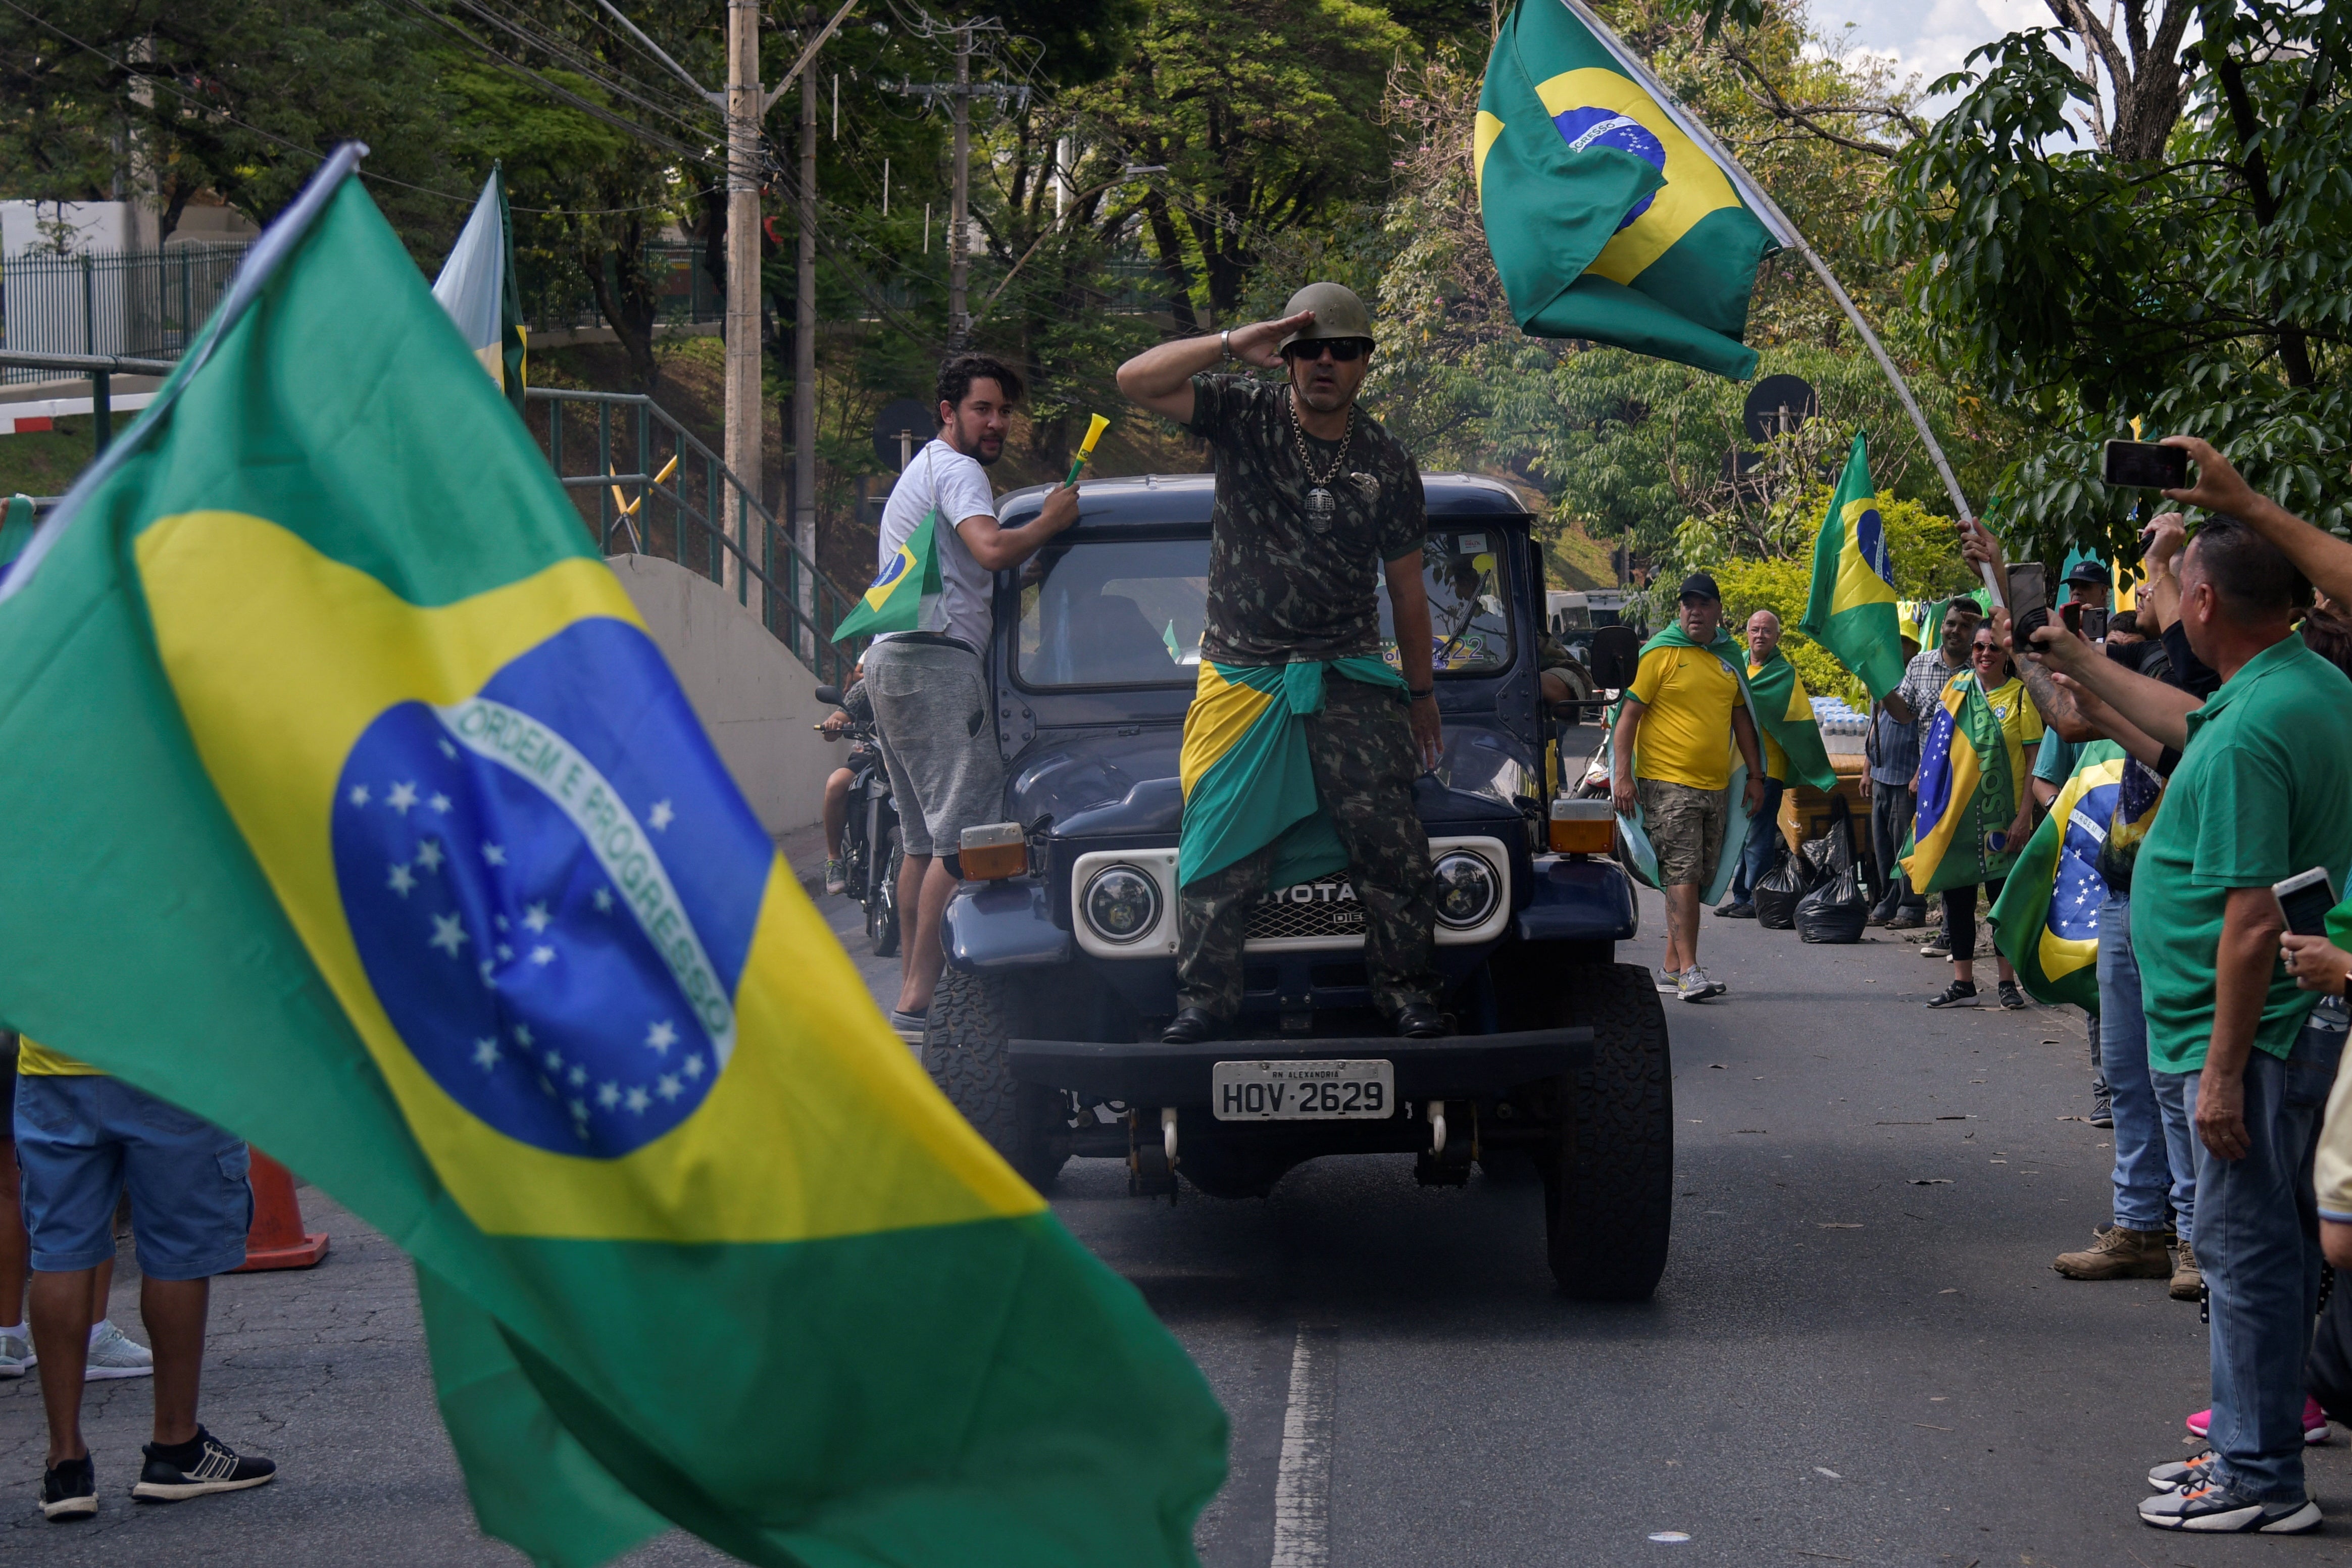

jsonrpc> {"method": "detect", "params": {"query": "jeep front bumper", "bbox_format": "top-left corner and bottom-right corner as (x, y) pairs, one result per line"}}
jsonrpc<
(1006, 1025), (1591, 1108)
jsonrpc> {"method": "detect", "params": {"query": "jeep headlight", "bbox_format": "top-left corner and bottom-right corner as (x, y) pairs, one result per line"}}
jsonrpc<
(1082, 865), (1161, 944)
(1432, 850), (1500, 930)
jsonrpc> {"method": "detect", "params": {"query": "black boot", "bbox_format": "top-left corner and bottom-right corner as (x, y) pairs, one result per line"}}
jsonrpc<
(1392, 1003), (1449, 1039)
(1161, 1007), (1225, 1045)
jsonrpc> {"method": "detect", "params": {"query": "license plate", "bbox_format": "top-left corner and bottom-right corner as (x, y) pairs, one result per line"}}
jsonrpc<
(1211, 1058), (1394, 1121)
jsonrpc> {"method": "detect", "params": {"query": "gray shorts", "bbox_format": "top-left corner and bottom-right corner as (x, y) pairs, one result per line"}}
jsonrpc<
(866, 637), (1006, 859)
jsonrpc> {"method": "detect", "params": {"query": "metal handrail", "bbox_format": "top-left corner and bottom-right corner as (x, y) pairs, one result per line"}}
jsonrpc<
(0, 348), (180, 453)
(527, 387), (864, 685)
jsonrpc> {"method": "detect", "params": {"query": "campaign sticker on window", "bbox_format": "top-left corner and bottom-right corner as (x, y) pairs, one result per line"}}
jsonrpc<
(1459, 533), (1488, 552)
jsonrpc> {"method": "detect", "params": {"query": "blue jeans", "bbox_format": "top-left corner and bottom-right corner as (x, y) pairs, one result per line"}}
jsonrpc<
(2177, 1014), (2343, 1503)
(2095, 896), (2182, 1233)
(1729, 778), (1784, 902)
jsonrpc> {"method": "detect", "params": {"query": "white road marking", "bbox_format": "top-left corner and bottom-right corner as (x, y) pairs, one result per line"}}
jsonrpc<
(1270, 1326), (1336, 1568)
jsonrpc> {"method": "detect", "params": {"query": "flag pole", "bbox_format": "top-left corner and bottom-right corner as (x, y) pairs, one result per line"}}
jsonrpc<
(1547, 0), (2004, 606)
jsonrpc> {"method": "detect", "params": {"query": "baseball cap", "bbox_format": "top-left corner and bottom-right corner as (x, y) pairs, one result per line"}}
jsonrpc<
(1278, 282), (1375, 350)
(1678, 572), (1721, 602)
(2066, 559), (2114, 586)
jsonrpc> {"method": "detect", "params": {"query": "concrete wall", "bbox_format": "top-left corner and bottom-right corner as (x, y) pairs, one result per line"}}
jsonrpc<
(608, 552), (836, 838)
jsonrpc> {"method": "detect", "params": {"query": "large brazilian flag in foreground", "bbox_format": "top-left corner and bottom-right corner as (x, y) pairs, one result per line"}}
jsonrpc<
(1799, 435), (1906, 700)
(1476, 0), (1784, 378)
(0, 149), (1223, 1567)
(1988, 742), (2126, 1009)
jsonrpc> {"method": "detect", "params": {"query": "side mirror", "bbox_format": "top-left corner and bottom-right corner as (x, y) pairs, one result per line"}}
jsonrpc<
(813, 685), (842, 706)
(1587, 626), (1640, 690)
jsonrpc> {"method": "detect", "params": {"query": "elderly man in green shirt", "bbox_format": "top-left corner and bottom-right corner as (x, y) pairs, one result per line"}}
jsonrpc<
(2034, 443), (2352, 1536)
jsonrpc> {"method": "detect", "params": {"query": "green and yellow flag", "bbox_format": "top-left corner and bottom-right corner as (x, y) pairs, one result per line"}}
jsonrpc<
(1899, 673), (2032, 897)
(1799, 435), (1906, 699)
(430, 163), (527, 415)
(1743, 648), (1836, 792)
(0, 150), (1223, 1568)
(1475, 0), (1785, 378)
(1989, 742), (2124, 1009)
(832, 506), (941, 641)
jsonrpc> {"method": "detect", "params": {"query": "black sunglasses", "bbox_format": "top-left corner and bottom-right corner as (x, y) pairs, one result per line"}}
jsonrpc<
(1282, 338), (1371, 363)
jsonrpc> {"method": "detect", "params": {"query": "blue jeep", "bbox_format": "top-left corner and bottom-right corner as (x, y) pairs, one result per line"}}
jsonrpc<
(922, 472), (1671, 1299)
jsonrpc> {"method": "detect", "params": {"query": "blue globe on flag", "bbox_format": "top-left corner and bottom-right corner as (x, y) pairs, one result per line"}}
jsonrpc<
(1550, 107), (1667, 231)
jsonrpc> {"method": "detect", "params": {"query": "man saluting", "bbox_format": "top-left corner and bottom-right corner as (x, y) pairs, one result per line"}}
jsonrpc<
(1116, 282), (1448, 1043)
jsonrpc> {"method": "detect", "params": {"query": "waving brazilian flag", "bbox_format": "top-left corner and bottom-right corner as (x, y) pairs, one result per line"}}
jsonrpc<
(0, 148), (1222, 1568)
(1900, 672), (2033, 898)
(1799, 436), (1905, 699)
(1989, 742), (2123, 1008)
(1475, 0), (1785, 378)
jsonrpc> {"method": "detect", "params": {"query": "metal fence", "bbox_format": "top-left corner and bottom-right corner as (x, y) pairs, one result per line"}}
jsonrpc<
(0, 243), (249, 384)
(517, 243), (723, 336)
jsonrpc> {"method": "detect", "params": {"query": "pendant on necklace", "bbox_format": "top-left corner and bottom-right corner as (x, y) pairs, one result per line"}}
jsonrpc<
(1306, 486), (1335, 528)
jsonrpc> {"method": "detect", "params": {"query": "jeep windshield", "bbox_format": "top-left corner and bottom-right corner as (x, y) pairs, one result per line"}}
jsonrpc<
(1013, 528), (1515, 690)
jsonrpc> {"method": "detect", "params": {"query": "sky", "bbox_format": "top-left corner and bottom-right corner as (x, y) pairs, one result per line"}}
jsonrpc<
(1810, 0), (2058, 113)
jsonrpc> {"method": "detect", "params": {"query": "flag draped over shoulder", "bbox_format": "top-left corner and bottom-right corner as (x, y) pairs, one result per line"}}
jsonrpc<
(1742, 648), (1836, 792)
(1799, 436), (1905, 699)
(431, 164), (527, 415)
(1900, 673), (2029, 897)
(832, 507), (941, 640)
(1475, 0), (1783, 379)
(1989, 741), (2124, 1009)
(1608, 624), (1757, 904)
(0, 151), (1224, 1568)
(1178, 657), (1404, 888)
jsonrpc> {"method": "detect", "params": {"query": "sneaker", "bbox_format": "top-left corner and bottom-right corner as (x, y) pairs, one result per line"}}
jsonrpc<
(2053, 1224), (2172, 1280)
(2091, 1094), (2115, 1128)
(0, 1326), (33, 1378)
(1919, 934), (1951, 958)
(1656, 968), (1683, 993)
(1926, 979), (1978, 1008)
(823, 856), (847, 896)
(1997, 980), (2027, 1009)
(1715, 901), (1757, 919)
(1885, 907), (1926, 931)
(886, 1008), (928, 1043)
(131, 1427), (277, 1502)
(84, 1320), (153, 1381)
(2149, 1449), (2217, 1491)
(40, 1455), (95, 1521)
(2170, 1240), (2201, 1301)
(1678, 967), (1727, 1002)
(2139, 1476), (2320, 1533)
(2183, 1396), (2329, 1444)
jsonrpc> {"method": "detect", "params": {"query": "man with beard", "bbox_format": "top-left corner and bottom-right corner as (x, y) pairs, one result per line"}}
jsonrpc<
(865, 355), (1079, 1036)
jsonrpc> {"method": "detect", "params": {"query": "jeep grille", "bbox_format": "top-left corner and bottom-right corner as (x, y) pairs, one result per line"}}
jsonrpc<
(1245, 876), (1368, 942)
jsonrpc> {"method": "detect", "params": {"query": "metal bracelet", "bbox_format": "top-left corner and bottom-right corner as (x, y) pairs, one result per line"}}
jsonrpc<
(1220, 328), (1233, 362)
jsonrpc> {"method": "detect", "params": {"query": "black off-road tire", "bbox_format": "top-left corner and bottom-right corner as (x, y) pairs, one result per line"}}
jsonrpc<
(923, 968), (1069, 1187)
(867, 821), (902, 957)
(1542, 962), (1672, 1300)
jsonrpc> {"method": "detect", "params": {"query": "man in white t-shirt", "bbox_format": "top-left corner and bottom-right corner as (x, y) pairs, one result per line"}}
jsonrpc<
(867, 354), (1079, 1034)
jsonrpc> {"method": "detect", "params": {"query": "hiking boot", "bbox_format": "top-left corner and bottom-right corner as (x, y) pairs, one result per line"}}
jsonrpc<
(1926, 979), (1978, 1008)
(1885, 906), (1926, 931)
(2170, 1240), (2201, 1300)
(2053, 1225), (2173, 1280)
(2139, 1476), (2320, 1533)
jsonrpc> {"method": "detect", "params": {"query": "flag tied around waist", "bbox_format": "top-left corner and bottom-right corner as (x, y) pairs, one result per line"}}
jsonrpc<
(1177, 657), (1404, 888)
(1475, 0), (1782, 378)
(1989, 741), (2126, 1009)
(1900, 673), (2029, 897)
(1743, 648), (1836, 793)
(1799, 435), (1906, 700)
(0, 150), (1224, 1568)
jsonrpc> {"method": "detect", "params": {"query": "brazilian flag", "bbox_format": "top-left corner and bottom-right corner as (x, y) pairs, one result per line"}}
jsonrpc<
(1475, 0), (1783, 378)
(0, 150), (1223, 1568)
(1743, 648), (1836, 792)
(832, 506), (940, 641)
(1799, 436), (1905, 699)
(1900, 672), (2032, 897)
(429, 164), (528, 416)
(1989, 742), (2125, 1008)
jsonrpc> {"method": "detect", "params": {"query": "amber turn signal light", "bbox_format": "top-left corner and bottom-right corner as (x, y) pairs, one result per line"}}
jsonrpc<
(1548, 797), (1615, 855)
(959, 821), (1028, 881)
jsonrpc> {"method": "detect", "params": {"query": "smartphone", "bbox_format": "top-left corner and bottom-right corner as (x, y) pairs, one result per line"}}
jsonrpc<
(2104, 439), (2189, 490)
(2008, 562), (2050, 643)
(2062, 602), (2109, 640)
(2275, 867), (2339, 939)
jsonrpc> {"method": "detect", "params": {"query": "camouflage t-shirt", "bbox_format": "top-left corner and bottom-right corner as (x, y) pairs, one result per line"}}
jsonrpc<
(1187, 373), (1426, 666)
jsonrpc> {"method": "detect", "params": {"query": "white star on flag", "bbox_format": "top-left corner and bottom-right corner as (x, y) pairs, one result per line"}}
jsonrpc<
(348, 784), (371, 806)
(592, 887), (614, 913)
(495, 915), (509, 931)
(569, 1098), (589, 1122)
(543, 1048), (563, 1072)
(515, 1024), (535, 1047)
(683, 1053), (705, 1081)
(429, 913), (468, 956)
(437, 738), (459, 760)
(483, 843), (507, 867)
(387, 863), (417, 897)
(567, 1065), (587, 1089)
(523, 902), (552, 934)
(496, 943), (514, 962)
(473, 1037), (501, 1070)
(645, 1020), (677, 1054)
(387, 781), (419, 815)
(648, 799), (676, 831)
(596, 1082), (621, 1109)
(429, 792), (452, 814)
(531, 945), (556, 966)
(478, 959), (498, 990)
(657, 1074), (682, 1101)
(624, 1086), (651, 1115)
(415, 840), (444, 872)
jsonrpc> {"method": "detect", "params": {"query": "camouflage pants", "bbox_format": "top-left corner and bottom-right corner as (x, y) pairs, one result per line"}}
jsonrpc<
(1176, 677), (1438, 1020)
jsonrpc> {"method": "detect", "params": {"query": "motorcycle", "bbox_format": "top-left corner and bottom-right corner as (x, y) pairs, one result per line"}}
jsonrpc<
(814, 684), (902, 957)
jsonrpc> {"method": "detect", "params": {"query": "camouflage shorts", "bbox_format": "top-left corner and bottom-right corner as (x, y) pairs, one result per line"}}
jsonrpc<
(1637, 777), (1726, 888)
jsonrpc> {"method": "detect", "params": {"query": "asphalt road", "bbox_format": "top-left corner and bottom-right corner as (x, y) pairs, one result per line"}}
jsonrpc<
(10, 880), (2352, 1566)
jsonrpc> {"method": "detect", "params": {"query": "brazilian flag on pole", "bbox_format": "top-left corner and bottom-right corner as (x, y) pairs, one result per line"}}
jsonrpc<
(1799, 435), (1906, 699)
(1989, 742), (2125, 1009)
(0, 148), (1224, 1568)
(1475, 0), (1785, 378)
(430, 163), (528, 416)
(832, 507), (942, 641)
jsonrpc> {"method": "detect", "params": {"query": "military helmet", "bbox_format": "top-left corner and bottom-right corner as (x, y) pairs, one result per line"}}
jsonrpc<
(1277, 282), (1375, 350)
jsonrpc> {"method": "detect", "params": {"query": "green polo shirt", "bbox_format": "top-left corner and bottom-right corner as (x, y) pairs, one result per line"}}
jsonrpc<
(2137, 634), (2352, 1074)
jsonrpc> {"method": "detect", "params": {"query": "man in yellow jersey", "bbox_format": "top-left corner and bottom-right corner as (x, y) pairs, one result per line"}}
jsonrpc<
(1609, 573), (1766, 1001)
(12, 1037), (276, 1519)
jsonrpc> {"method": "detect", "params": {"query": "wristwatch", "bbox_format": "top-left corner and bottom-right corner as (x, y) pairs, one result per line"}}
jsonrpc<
(1408, 685), (1434, 700)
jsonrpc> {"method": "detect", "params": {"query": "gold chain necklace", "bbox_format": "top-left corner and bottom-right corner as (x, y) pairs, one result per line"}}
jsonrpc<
(1287, 388), (1355, 531)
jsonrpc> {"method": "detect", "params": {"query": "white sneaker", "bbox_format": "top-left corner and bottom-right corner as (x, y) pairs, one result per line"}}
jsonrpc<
(1655, 968), (1682, 993)
(1678, 966), (1727, 1002)
(0, 1328), (32, 1378)
(85, 1320), (154, 1381)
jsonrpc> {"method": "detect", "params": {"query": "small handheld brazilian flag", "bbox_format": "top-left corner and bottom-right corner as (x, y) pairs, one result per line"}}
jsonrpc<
(1800, 435), (1906, 699)
(0, 148), (1224, 1568)
(831, 505), (941, 641)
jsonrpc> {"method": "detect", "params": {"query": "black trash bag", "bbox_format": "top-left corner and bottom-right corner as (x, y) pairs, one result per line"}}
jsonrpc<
(1794, 866), (1870, 944)
(2309, 1268), (2352, 1428)
(1798, 793), (1858, 879)
(1753, 848), (1816, 931)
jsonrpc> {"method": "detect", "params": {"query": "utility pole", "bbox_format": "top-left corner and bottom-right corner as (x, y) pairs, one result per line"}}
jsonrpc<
(950, 23), (971, 347)
(795, 46), (819, 651)
(724, 0), (762, 596)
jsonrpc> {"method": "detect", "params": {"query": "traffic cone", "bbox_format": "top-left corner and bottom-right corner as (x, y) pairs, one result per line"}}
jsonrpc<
(232, 1149), (329, 1272)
